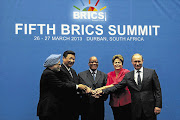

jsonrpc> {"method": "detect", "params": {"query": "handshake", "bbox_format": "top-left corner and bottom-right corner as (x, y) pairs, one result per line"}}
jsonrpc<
(78, 84), (104, 98)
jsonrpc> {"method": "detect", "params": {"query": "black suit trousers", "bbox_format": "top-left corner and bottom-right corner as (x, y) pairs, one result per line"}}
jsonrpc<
(81, 101), (104, 120)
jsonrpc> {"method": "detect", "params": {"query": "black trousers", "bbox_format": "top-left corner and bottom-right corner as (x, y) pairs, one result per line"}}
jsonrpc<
(39, 114), (79, 120)
(111, 103), (131, 120)
(134, 110), (157, 120)
(39, 116), (60, 120)
(81, 102), (104, 120)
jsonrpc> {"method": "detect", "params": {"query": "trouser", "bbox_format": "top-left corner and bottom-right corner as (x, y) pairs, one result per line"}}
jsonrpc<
(39, 116), (60, 120)
(134, 109), (157, 120)
(111, 103), (131, 120)
(81, 102), (104, 120)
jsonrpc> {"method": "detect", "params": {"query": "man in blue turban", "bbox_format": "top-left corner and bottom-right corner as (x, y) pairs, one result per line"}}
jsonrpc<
(43, 54), (61, 71)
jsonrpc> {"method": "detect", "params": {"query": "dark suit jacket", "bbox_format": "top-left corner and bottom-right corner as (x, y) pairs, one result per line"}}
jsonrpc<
(103, 68), (162, 119)
(37, 68), (76, 118)
(60, 64), (79, 84)
(60, 64), (80, 119)
(78, 70), (107, 120)
(60, 64), (80, 97)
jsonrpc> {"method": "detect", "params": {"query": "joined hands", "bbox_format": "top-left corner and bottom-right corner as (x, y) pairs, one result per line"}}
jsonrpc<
(78, 84), (104, 98)
(91, 88), (104, 98)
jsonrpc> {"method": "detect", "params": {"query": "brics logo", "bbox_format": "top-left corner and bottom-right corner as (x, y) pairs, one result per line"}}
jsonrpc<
(73, 0), (107, 21)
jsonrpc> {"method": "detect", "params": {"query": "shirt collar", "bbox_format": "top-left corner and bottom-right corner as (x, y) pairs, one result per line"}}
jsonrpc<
(63, 63), (71, 71)
(134, 67), (143, 73)
(89, 68), (97, 74)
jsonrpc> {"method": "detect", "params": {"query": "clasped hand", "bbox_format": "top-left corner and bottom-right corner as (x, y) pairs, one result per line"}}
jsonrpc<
(78, 84), (103, 98)
(91, 88), (103, 98)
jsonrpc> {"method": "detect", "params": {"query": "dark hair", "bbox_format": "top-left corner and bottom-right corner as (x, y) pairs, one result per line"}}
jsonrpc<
(63, 50), (75, 58)
(112, 55), (124, 65)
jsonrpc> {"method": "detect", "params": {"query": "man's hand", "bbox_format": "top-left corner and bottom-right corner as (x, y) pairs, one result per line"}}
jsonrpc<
(91, 88), (104, 98)
(154, 107), (161, 115)
(85, 86), (92, 94)
(78, 84), (92, 94)
(78, 84), (87, 90)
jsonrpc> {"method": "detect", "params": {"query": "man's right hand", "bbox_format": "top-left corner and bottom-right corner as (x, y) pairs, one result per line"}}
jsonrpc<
(78, 84), (92, 94)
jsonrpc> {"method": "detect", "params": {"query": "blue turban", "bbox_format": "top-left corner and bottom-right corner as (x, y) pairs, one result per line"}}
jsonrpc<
(43, 54), (61, 67)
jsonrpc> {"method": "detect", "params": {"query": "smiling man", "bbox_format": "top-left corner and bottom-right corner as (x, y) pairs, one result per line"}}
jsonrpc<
(78, 56), (107, 120)
(59, 50), (80, 120)
(37, 54), (62, 120)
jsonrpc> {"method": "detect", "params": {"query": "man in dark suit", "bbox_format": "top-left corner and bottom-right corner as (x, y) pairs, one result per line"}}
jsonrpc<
(78, 56), (107, 120)
(60, 50), (81, 120)
(37, 54), (88, 120)
(96, 53), (162, 120)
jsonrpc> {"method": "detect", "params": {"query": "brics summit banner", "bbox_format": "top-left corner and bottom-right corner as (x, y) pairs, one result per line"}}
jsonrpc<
(1, 0), (180, 120)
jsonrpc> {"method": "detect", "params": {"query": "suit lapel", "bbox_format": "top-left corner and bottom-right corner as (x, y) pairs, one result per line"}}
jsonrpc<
(61, 64), (73, 81)
(133, 67), (148, 91)
(130, 71), (141, 91)
(141, 67), (149, 90)
(95, 70), (101, 84)
(86, 70), (95, 85)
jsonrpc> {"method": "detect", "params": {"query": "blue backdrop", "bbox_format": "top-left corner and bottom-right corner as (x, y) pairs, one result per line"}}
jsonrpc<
(1, 0), (180, 120)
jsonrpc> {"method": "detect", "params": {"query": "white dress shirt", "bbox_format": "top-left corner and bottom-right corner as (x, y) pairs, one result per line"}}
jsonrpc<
(134, 67), (143, 85)
(89, 69), (97, 79)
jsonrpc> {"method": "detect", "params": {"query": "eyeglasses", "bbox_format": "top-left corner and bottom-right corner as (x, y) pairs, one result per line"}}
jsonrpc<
(89, 61), (98, 63)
